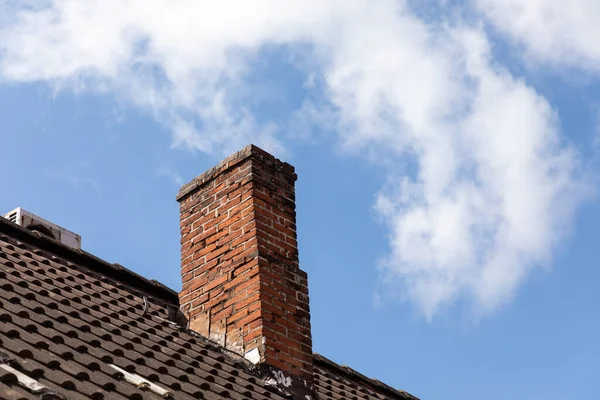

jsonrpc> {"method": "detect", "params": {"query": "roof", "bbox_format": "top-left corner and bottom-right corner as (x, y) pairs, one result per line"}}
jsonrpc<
(0, 217), (417, 400)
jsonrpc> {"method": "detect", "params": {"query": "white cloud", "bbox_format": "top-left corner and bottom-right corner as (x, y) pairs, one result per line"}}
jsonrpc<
(477, 0), (600, 71)
(376, 29), (588, 317)
(0, 0), (589, 318)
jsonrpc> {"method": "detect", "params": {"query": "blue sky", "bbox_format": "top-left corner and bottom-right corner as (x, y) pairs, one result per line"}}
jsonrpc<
(1, 1), (600, 399)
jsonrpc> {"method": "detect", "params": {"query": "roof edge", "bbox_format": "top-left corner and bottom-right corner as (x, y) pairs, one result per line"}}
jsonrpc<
(313, 353), (419, 400)
(0, 216), (179, 305)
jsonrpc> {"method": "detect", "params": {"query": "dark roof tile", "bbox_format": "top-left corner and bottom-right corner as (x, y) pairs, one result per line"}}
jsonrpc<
(0, 381), (39, 400)
(0, 217), (416, 400)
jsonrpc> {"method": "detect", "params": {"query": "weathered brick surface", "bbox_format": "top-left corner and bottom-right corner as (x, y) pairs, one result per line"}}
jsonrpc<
(177, 145), (313, 381)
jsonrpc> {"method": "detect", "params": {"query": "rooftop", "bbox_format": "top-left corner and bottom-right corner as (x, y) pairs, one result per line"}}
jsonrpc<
(0, 214), (418, 399)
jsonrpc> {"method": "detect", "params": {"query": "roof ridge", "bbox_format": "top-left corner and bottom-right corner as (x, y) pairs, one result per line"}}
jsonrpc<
(0, 216), (179, 305)
(313, 353), (419, 400)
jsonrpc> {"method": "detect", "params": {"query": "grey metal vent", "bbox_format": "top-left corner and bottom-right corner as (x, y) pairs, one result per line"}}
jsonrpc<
(6, 211), (17, 224)
(2, 208), (81, 249)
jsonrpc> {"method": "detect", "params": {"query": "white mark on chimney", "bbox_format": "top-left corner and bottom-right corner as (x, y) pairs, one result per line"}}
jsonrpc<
(244, 348), (260, 365)
(272, 370), (292, 388)
(263, 377), (278, 386)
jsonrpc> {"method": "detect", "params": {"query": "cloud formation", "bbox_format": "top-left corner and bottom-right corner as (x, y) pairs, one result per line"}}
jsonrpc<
(375, 29), (587, 316)
(0, 0), (589, 318)
(478, 0), (600, 70)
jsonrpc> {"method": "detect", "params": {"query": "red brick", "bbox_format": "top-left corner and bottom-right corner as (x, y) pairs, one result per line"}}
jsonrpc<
(178, 145), (312, 382)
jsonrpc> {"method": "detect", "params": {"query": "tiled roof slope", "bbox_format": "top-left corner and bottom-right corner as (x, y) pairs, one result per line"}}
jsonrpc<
(0, 218), (417, 400)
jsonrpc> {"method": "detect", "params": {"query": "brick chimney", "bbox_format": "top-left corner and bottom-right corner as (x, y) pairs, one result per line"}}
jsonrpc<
(177, 145), (313, 391)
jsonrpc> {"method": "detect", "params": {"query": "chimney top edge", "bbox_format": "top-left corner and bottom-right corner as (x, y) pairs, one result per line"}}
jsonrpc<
(176, 144), (295, 202)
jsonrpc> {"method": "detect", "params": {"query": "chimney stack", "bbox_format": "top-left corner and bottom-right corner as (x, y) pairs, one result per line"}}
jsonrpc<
(177, 145), (313, 389)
